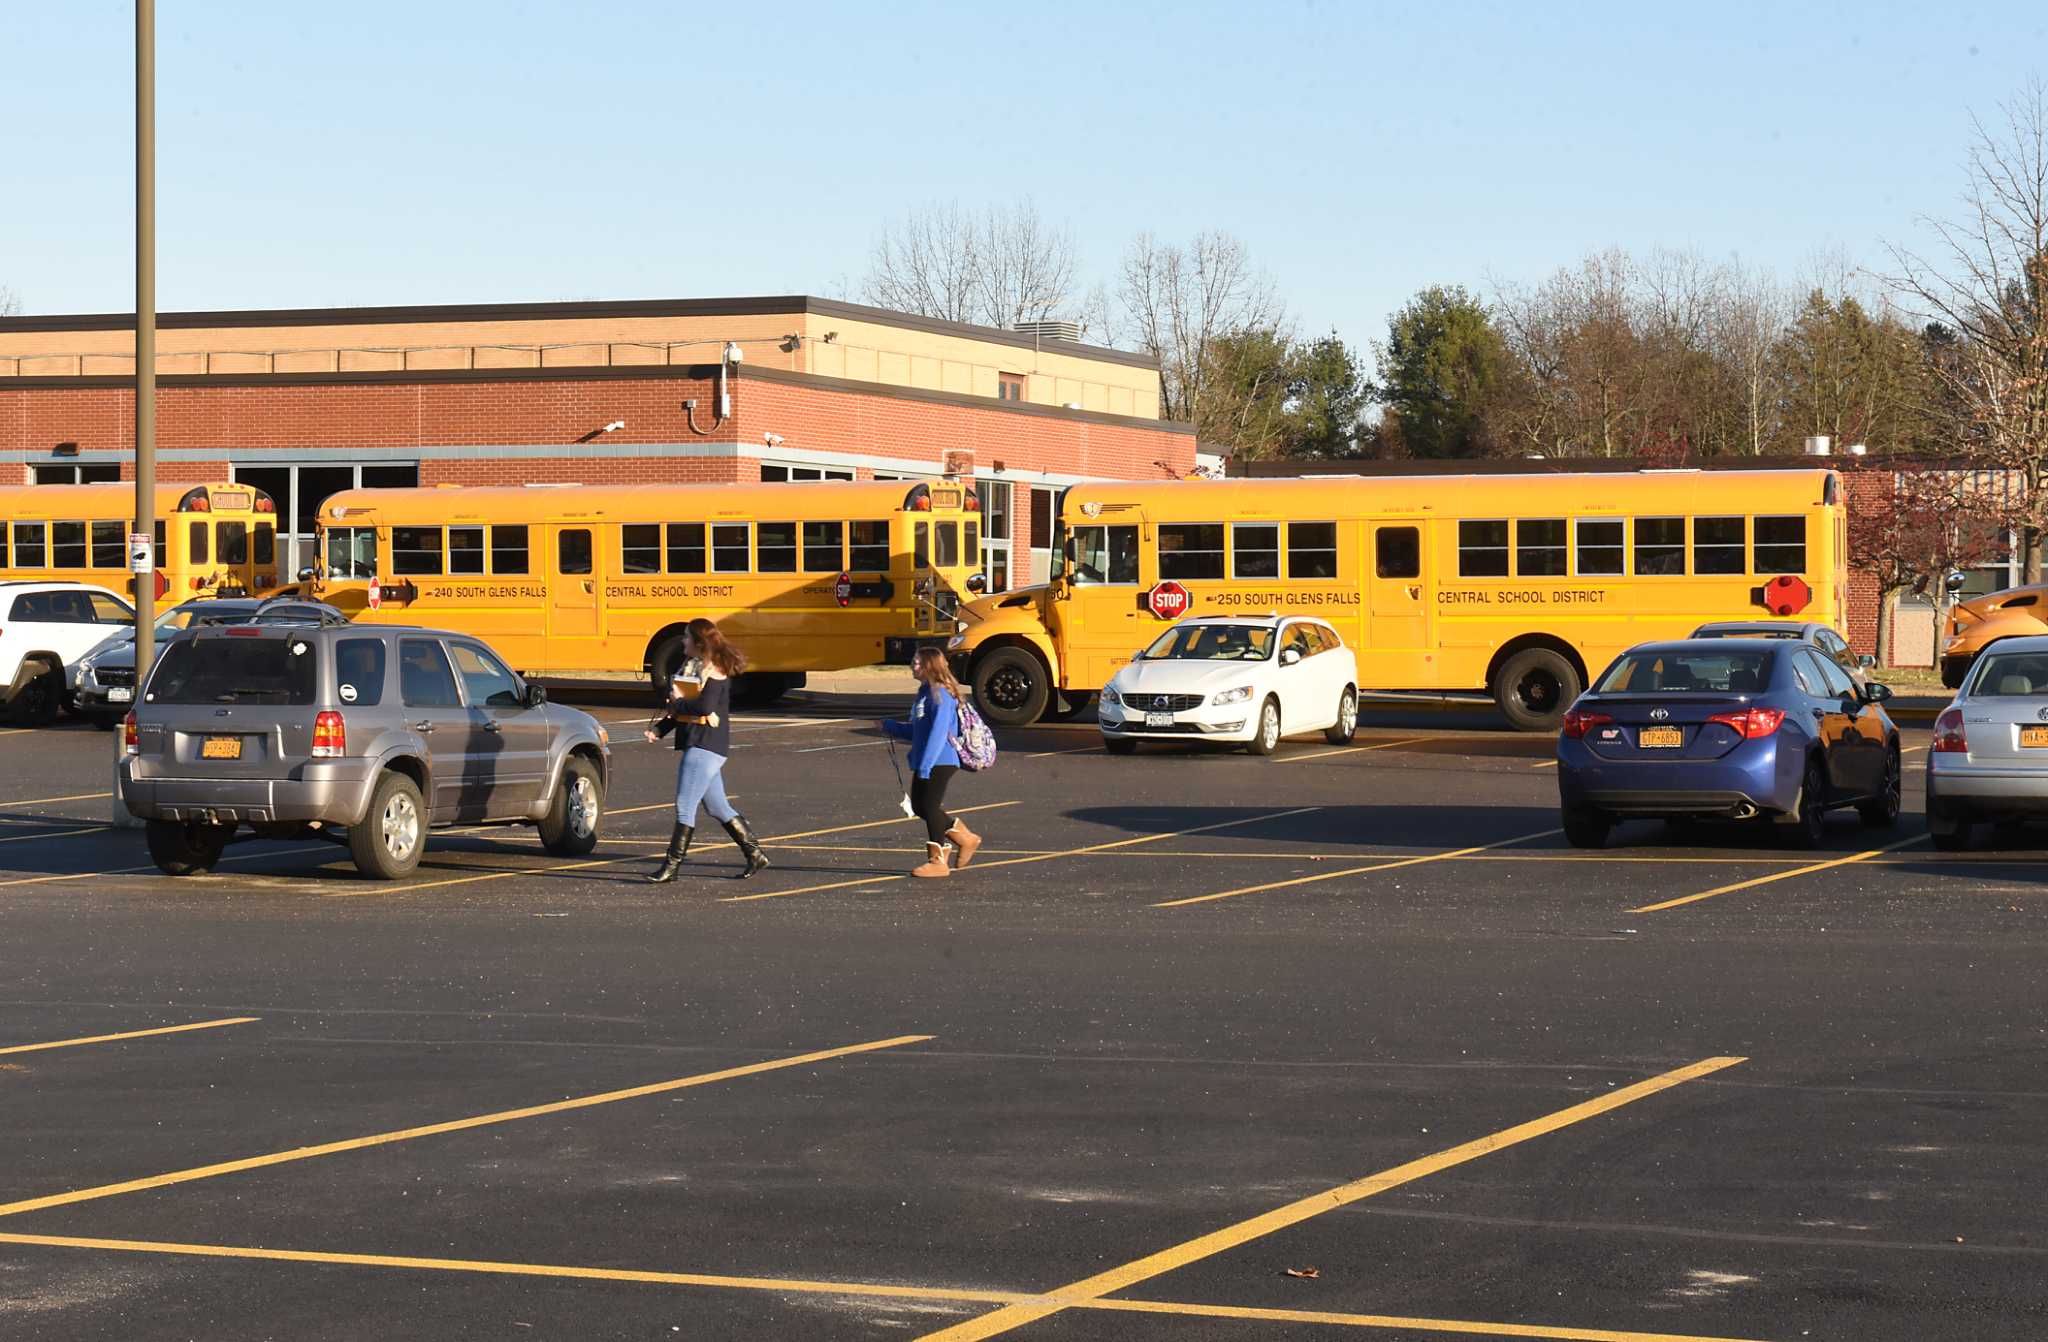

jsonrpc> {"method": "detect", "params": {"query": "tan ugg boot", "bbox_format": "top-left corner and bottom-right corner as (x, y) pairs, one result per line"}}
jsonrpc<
(911, 842), (951, 878)
(944, 820), (981, 869)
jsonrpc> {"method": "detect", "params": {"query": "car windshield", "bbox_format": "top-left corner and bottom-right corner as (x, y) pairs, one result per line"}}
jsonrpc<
(1971, 652), (2048, 696)
(145, 635), (318, 705)
(1596, 649), (1773, 694)
(1141, 625), (1274, 661)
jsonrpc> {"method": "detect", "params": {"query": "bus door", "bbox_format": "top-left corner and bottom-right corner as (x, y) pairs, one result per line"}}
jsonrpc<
(1053, 521), (1142, 688)
(1365, 522), (1432, 682)
(547, 526), (601, 669)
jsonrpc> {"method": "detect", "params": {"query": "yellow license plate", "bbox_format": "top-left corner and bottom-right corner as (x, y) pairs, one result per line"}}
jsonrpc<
(2023, 726), (2048, 748)
(1639, 726), (1684, 748)
(201, 736), (243, 760)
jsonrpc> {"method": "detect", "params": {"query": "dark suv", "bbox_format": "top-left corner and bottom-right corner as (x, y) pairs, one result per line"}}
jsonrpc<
(120, 624), (609, 879)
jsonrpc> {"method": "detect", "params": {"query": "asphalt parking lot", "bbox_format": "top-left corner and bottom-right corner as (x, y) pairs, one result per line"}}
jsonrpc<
(2, 691), (2044, 1341)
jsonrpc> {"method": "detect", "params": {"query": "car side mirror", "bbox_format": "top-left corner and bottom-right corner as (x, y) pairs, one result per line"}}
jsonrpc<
(1861, 681), (1893, 704)
(1858, 654), (1876, 669)
(1280, 648), (1303, 666)
(965, 572), (988, 595)
(524, 683), (547, 708)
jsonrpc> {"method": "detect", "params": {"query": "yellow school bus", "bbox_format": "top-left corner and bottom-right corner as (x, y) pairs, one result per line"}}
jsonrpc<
(307, 480), (986, 699)
(948, 468), (1848, 730)
(0, 481), (282, 611)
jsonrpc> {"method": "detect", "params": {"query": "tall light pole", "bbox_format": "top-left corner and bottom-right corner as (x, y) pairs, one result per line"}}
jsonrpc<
(118, 0), (155, 827)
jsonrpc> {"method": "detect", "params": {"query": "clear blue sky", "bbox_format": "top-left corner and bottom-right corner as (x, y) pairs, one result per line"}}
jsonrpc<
(4, 1), (2043, 356)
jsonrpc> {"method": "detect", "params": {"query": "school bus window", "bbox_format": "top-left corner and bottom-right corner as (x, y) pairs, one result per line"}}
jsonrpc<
(1289, 522), (1339, 579)
(52, 521), (87, 569)
(850, 520), (889, 571)
(1458, 520), (1509, 577)
(1575, 519), (1624, 575)
(491, 525), (530, 575)
(964, 521), (979, 564)
(392, 526), (442, 576)
(218, 521), (249, 567)
(327, 526), (374, 579)
(1516, 518), (1567, 576)
(933, 521), (962, 568)
(449, 526), (486, 575)
(621, 524), (661, 575)
(915, 522), (929, 570)
(1159, 523), (1225, 580)
(1754, 515), (1806, 573)
(254, 522), (275, 568)
(665, 523), (705, 574)
(1635, 517), (1684, 575)
(757, 522), (798, 573)
(1693, 516), (1745, 574)
(14, 522), (47, 568)
(1071, 525), (1139, 584)
(558, 529), (593, 576)
(711, 523), (749, 573)
(802, 521), (844, 572)
(1375, 526), (1420, 579)
(154, 519), (166, 555)
(89, 520), (124, 568)
(1233, 523), (1280, 579)
(0, 527), (9, 567)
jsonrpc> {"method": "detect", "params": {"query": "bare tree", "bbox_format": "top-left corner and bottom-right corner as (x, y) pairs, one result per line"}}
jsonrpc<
(0, 284), (19, 316)
(1116, 230), (1284, 425)
(1888, 78), (2048, 577)
(1713, 261), (1793, 455)
(861, 199), (1078, 330)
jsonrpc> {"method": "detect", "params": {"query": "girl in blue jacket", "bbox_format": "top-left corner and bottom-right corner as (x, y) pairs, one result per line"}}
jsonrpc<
(881, 648), (983, 877)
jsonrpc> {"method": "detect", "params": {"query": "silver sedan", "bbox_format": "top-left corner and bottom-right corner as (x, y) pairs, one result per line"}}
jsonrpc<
(1927, 634), (2048, 849)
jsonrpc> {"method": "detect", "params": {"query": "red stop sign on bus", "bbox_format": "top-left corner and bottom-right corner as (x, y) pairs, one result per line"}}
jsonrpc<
(834, 571), (853, 607)
(1147, 580), (1191, 620)
(367, 579), (383, 611)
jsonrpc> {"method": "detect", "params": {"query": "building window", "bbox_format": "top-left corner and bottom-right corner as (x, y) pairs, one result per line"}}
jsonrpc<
(1754, 516), (1806, 573)
(232, 461), (420, 582)
(980, 480), (1013, 591)
(1576, 519), (1624, 576)
(1693, 516), (1746, 575)
(33, 463), (120, 485)
(1158, 524), (1226, 580)
(1232, 523), (1280, 579)
(1029, 487), (1053, 550)
(761, 463), (855, 483)
(850, 521), (890, 572)
(1634, 517), (1685, 575)
(1516, 518), (1568, 577)
(998, 372), (1026, 401)
(1375, 526), (1420, 579)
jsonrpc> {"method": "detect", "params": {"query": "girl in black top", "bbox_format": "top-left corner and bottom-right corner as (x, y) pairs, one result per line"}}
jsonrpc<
(644, 619), (768, 882)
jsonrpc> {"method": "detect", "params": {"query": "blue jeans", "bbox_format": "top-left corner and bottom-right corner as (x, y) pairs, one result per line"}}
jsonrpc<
(675, 747), (737, 826)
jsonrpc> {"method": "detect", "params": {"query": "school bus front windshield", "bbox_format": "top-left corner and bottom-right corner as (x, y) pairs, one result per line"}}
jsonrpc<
(0, 481), (280, 610)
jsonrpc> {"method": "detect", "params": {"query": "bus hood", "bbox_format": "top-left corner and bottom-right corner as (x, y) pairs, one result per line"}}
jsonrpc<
(1952, 584), (2048, 628)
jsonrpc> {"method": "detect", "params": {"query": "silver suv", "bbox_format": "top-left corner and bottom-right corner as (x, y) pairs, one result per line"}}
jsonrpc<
(120, 624), (610, 879)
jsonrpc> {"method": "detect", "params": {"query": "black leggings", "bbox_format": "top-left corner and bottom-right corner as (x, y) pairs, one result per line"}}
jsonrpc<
(911, 766), (959, 844)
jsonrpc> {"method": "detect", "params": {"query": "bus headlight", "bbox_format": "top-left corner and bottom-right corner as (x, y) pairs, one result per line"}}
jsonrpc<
(1212, 686), (1252, 705)
(946, 632), (967, 651)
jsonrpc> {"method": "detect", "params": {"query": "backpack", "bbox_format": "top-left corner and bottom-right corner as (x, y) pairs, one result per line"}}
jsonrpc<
(952, 696), (998, 772)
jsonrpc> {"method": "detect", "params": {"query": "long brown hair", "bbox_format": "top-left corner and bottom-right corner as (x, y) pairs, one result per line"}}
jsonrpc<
(686, 618), (747, 677)
(913, 646), (963, 702)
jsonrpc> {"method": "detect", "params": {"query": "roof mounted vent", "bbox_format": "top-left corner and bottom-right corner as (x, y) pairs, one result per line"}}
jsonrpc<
(1013, 320), (1082, 343)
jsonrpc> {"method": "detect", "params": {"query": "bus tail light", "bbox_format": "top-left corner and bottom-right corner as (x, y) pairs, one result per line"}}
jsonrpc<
(123, 712), (138, 755)
(1707, 707), (1786, 739)
(254, 493), (275, 513)
(1933, 708), (1968, 753)
(965, 489), (981, 512)
(1560, 708), (1613, 739)
(312, 711), (347, 758)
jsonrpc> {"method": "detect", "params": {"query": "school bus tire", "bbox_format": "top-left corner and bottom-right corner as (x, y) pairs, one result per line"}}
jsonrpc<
(1492, 645), (1583, 733)
(972, 646), (1051, 727)
(646, 632), (690, 692)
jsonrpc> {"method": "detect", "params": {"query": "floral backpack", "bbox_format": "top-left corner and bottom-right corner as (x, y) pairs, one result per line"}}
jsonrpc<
(952, 696), (999, 772)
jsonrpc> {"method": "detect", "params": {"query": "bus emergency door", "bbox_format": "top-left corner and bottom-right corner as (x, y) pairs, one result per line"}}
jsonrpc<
(547, 526), (601, 668)
(1366, 522), (1432, 681)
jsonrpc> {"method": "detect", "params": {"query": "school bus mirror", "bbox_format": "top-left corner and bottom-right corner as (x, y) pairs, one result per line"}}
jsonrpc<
(296, 566), (316, 584)
(965, 573), (988, 595)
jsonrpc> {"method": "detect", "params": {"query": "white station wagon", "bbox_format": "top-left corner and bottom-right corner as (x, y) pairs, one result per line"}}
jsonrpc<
(1097, 614), (1359, 755)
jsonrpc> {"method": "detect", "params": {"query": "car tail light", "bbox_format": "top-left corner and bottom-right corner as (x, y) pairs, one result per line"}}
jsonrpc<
(1560, 707), (1614, 739)
(123, 712), (138, 755)
(1708, 707), (1787, 739)
(312, 711), (347, 758)
(1933, 708), (1968, 753)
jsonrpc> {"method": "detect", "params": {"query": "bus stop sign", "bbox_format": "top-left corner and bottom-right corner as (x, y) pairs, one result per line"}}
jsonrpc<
(367, 579), (383, 611)
(1760, 574), (1812, 617)
(1147, 580), (1191, 620)
(834, 571), (853, 607)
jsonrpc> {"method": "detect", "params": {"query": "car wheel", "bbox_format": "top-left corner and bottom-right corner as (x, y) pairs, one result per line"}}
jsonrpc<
(1780, 757), (1828, 850)
(1324, 687), (1359, 745)
(1493, 648), (1581, 733)
(11, 665), (60, 726)
(1562, 805), (1610, 849)
(1103, 736), (1138, 756)
(349, 771), (425, 879)
(145, 819), (233, 876)
(972, 647), (1050, 727)
(539, 754), (604, 856)
(1245, 697), (1282, 756)
(1857, 747), (1902, 828)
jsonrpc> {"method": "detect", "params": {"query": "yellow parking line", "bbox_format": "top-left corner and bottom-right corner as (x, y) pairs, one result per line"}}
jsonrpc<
(1024, 743), (1101, 758)
(1279, 736), (1431, 765)
(914, 1056), (1748, 1341)
(0, 841), (334, 891)
(0, 1034), (929, 1221)
(0, 1231), (1768, 1342)
(0, 1017), (257, 1057)
(725, 806), (1321, 903)
(1530, 758), (1560, 769)
(1158, 827), (1562, 908)
(1629, 836), (1924, 913)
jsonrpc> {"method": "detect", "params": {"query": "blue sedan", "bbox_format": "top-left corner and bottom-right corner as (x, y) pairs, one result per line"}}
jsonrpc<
(1556, 640), (1902, 849)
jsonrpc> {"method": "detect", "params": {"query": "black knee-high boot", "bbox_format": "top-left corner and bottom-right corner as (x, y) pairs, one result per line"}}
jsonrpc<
(721, 814), (770, 878)
(648, 822), (693, 883)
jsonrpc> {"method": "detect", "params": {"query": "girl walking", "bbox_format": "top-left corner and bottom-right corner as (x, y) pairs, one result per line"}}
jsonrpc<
(644, 618), (769, 882)
(881, 647), (982, 878)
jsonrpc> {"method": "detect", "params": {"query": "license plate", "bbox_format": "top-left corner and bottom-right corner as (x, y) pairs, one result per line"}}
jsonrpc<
(1145, 711), (1175, 728)
(1639, 726), (1684, 748)
(201, 736), (243, 760)
(2022, 726), (2048, 748)
(107, 687), (133, 703)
